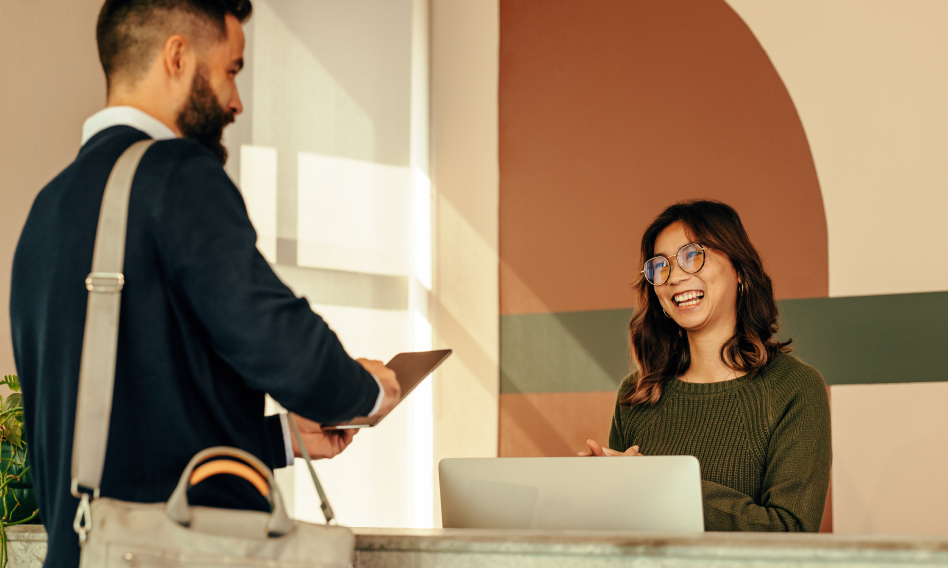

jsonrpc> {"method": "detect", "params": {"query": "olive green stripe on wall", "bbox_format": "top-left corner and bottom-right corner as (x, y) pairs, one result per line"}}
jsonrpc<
(500, 291), (948, 394)
(777, 291), (948, 386)
(500, 309), (634, 394)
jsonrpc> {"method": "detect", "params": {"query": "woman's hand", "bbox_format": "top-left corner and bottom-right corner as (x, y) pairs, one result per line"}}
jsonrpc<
(577, 439), (642, 457)
(289, 413), (358, 460)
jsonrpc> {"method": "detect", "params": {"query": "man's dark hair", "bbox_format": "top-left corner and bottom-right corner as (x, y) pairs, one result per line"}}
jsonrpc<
(97, 0), (252, 90)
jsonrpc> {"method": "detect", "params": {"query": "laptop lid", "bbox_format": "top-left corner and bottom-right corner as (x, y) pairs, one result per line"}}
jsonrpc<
(439, 456), (704, 532)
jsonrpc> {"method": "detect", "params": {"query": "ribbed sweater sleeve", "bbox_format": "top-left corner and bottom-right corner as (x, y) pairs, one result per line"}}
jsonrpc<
(702, 366), (831, 532)
(609, 376), (633, 452)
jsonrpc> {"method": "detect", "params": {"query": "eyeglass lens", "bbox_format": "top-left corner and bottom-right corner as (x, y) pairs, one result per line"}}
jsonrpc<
(643, 244), (705, 285)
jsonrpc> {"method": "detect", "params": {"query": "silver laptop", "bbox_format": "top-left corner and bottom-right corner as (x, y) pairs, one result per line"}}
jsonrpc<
(439, 457), (704, 532)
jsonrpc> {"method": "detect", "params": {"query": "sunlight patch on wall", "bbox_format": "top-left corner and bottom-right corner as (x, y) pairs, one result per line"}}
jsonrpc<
(239, 145), (278, 263)
(413, 168), (433, 290)
(297, 153), (412, 276)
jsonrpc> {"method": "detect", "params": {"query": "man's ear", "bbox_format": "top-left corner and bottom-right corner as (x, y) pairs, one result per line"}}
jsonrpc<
(162, 34), (193, 80)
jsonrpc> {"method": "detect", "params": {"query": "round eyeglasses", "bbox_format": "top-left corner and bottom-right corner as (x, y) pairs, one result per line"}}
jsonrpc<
(641, 243), (706, 286)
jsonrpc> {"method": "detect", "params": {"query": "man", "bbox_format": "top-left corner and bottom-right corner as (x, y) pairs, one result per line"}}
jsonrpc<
(9, 1), (401, 566)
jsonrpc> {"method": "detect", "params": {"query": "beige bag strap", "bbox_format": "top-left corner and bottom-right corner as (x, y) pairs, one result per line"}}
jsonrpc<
(71, 140), (155, 498)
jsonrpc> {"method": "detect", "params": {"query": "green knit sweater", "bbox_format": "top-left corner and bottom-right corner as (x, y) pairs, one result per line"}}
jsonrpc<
(608, 352), (831, 532)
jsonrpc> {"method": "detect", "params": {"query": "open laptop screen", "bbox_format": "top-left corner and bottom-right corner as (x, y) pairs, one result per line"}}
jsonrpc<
(439, 456), (704, 532)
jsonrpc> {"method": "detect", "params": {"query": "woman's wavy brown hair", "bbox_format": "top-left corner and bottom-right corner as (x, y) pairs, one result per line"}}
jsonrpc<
(621, 200), (791, 407)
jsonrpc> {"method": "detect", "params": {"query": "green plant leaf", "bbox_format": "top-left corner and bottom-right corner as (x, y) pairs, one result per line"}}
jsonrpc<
(2, 421), (23, 448)
(1, 375), (20, 392)
(3, 395), (21, 412)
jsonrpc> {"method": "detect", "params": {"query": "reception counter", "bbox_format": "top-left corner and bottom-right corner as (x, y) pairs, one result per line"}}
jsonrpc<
(8, 525), (948, 567)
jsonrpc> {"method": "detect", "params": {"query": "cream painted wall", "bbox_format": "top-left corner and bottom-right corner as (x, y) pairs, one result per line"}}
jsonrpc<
(430, 0), (500, 526)
(832, 383), (948, 535)
(0, 0), (107, 376)
(725, 1), (948, 298)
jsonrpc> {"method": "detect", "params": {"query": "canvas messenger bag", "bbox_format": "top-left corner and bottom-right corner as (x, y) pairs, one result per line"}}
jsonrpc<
(71, 140), (356, 567)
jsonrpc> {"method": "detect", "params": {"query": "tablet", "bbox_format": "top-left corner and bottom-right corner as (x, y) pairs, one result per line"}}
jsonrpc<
(323, 349), (452, 430)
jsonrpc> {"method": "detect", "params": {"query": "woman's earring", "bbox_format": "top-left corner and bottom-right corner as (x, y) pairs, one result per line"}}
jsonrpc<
(738, 282), (744, 296)
(662, 308), (672, 318)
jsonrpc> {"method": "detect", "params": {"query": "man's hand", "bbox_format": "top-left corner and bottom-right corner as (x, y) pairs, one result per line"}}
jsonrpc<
(577, 439), (642, 457)
(289, 413), (357, 460)
(357, 358), (400, 417)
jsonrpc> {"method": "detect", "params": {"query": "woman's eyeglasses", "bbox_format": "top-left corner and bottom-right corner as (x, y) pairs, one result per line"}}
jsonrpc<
(641, 243), (706, 286)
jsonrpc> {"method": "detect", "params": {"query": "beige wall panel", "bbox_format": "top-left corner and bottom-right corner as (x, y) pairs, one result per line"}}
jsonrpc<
(831, 382), (948, 535)
(725, 1), (948, 298)
(0, 0), (106, 376)
(430, 0), (500, 527)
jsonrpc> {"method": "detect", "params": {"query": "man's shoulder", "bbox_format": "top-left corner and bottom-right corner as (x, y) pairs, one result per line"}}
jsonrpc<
(138, 139), (222, 182)
(142, 140), (237, 204)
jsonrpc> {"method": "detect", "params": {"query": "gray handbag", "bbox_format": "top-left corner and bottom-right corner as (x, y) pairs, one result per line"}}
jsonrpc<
(71, 140), (355, 567)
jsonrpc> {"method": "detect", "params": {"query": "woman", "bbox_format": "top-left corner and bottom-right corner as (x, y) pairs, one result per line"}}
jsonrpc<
(581, 200), (830, 532)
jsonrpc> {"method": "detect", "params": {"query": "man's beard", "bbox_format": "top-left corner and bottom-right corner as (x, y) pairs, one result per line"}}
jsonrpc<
(177, 68), (235, 165)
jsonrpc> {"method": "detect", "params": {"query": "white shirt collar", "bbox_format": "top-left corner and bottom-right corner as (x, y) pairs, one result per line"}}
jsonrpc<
(81, 106), (178, 145)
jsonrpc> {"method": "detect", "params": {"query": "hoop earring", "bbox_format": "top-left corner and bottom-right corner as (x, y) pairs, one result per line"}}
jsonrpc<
(738, 282), (744, 296)
(662, 308), (672, 318)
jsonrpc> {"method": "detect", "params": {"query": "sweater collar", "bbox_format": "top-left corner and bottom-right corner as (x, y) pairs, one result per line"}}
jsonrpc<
(666, 372), (753, 395)
(664, 352), (787, 394)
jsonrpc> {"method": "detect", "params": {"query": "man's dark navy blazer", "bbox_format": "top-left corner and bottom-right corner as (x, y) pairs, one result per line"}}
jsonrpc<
(10, 126), (380, 567)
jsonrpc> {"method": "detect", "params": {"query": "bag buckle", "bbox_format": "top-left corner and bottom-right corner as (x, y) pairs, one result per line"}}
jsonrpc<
(73, 493), (92, 544)
(85, 272), (124, 293)
(71, 478), (100, 500)
(71, 479), (98, 544)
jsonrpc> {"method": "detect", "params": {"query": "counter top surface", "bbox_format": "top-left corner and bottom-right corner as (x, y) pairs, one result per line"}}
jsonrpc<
(8, 525), (948, 567)
(352, 527), (948, 553)
(10, 525), (948, 551)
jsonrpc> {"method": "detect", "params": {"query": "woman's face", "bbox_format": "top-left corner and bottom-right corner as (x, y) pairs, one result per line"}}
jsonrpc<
(651, 222), (740, 336)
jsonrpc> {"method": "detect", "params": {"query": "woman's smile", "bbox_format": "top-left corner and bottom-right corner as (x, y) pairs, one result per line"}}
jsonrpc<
(673, 290), (704, 307)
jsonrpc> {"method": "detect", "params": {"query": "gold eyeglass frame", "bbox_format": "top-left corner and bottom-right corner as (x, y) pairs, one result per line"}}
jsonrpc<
(641, 243), (706, 286)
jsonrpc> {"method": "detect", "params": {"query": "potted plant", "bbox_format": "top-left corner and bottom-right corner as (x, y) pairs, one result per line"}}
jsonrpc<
(0, 375), (38, 567)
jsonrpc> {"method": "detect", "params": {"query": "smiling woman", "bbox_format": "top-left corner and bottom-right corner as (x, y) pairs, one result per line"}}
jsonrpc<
(582, 200), (831, 532)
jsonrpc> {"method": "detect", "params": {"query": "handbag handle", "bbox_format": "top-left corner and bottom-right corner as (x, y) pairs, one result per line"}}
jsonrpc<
(166, 446), (295, 537)
(190, 460), (270, 497)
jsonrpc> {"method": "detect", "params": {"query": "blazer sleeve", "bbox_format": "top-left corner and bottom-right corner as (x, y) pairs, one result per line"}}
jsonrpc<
(156, 148), (380, 424)
(265, 414), (289, 469)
